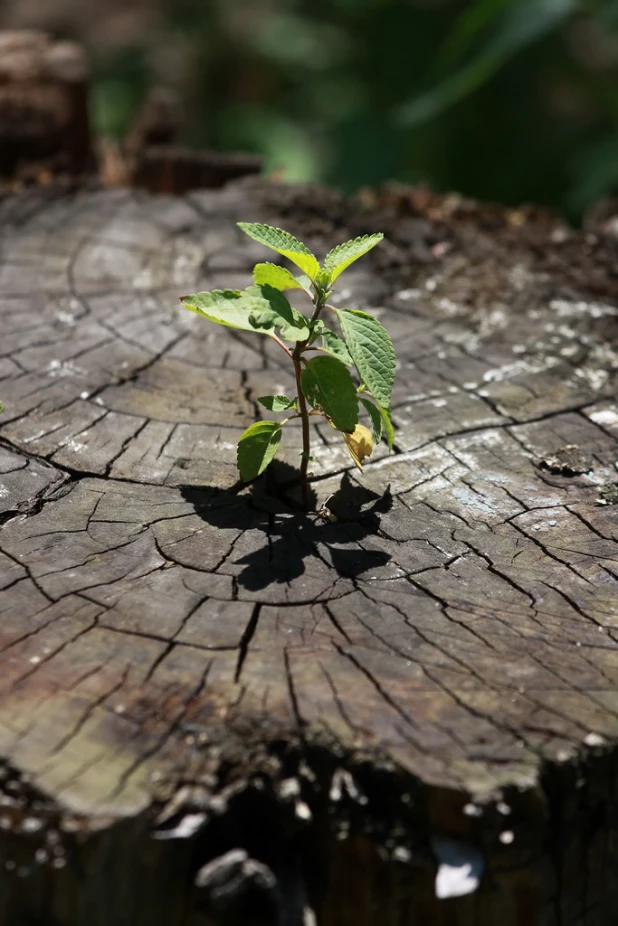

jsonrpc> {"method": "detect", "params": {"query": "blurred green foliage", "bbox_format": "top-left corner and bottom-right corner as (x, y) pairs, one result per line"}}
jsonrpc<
(90, 0), (618, 219)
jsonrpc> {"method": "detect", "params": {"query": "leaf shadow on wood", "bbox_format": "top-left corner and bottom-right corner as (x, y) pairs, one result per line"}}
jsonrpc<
(180, 465), (393, 594)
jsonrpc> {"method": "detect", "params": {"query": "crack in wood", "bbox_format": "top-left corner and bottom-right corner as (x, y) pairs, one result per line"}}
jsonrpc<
(1, 180), (618, 923)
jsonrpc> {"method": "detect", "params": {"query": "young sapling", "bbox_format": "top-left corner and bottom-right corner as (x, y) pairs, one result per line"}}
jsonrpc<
(181, 223), (395, 510)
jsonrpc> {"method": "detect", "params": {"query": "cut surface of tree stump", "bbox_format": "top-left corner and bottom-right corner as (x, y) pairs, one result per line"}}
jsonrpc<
(1, 180), (618, 925)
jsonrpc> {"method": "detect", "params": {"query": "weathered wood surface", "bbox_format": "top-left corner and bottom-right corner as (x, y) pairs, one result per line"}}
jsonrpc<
(1, 180), (618, 925)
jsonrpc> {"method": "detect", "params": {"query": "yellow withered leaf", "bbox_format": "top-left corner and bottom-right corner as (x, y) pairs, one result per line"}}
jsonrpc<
(343, 424), (374, 471)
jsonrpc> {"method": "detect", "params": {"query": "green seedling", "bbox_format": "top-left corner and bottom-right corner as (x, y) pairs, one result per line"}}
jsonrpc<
(181, 223), (395, 510)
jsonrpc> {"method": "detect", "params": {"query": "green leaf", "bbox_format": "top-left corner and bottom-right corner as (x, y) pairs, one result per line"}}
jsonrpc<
(336, 309), (396, 409)
(378, 404), (395, 450)
(258, 395), (296, 411)
(396, 0), (573, 128)
(253, 263), (307, 292)
(360, 397), (383, 444)
(253, 285), (310, 341)
(278, 321), (310, 342)
(237, 421), (282, 481)
(238, 223), (320, 280)
(182, 289), (275, 334)
(300, 355), (358, 432)
(305, 318), (324, 346)
(323, 234), (384, 282)
(321, 328), (353, 365)
(182, 285), (310, 341)
(245, 284), (310, 339)
(315, 269), (333, 291)
(248, 291), (309, 339)
(245, 284), (308, 333)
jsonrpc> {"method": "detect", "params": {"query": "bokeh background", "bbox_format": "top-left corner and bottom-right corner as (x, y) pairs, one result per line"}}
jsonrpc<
(2, 0), (618, 220)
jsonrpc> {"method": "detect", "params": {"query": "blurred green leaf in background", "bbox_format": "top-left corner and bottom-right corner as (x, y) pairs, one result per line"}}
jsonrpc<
(5, 0), (618, 219)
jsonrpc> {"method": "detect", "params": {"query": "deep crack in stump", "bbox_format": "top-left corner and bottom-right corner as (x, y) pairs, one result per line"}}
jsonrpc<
(1, 180), (618, 925)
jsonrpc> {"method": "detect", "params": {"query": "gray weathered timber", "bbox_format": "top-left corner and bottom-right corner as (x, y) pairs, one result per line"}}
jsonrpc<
(1, 180), (618, 925)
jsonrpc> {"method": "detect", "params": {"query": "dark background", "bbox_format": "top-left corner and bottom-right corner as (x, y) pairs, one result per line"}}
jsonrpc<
(3, 0), (618, 221)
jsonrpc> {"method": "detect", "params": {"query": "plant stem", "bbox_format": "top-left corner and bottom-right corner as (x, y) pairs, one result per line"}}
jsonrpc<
(293, 353), (311, 511)
(293, 285), (326, 511)
(270, 333), (293, 358)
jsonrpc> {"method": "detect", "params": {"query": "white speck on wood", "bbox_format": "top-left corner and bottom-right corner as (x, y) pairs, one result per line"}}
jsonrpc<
(432, 836), (484, 899)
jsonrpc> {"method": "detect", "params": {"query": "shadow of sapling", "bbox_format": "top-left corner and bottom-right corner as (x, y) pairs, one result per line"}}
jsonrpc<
(180, 465), (393, 594)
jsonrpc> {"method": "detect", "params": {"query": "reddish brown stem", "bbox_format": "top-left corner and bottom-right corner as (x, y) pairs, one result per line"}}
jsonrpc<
(292, 285), (326, 511)
(293, 352), (310, 510)
(270, 332), (293, 358)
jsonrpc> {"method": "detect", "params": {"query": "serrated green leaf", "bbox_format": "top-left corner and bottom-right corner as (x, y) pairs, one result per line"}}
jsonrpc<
(300, 355), (358, 432)
(378, 404), (395, 450)
(336, 309), (395, 409)
(237, 421), (282, 481)
(360, 397), (383, 444)
(253, 263), (307, 292)
(238, 223), (320, 280)
(320, 328), (353, 365)
(258, 395), (296, 412)
(323, 234), (384, 282)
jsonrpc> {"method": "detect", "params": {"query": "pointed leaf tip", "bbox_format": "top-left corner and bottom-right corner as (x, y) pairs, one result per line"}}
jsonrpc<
(379, 404), (395, 450)
(252, 263), (306, 292)
(324, 233), (384, 282)
(238, 222), (320, 280)
(360, 397), (383, 445)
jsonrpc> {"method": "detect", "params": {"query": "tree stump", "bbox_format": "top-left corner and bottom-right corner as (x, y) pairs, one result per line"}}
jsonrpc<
(0, 179), (618, 926)
(0, 31), (92, 180)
